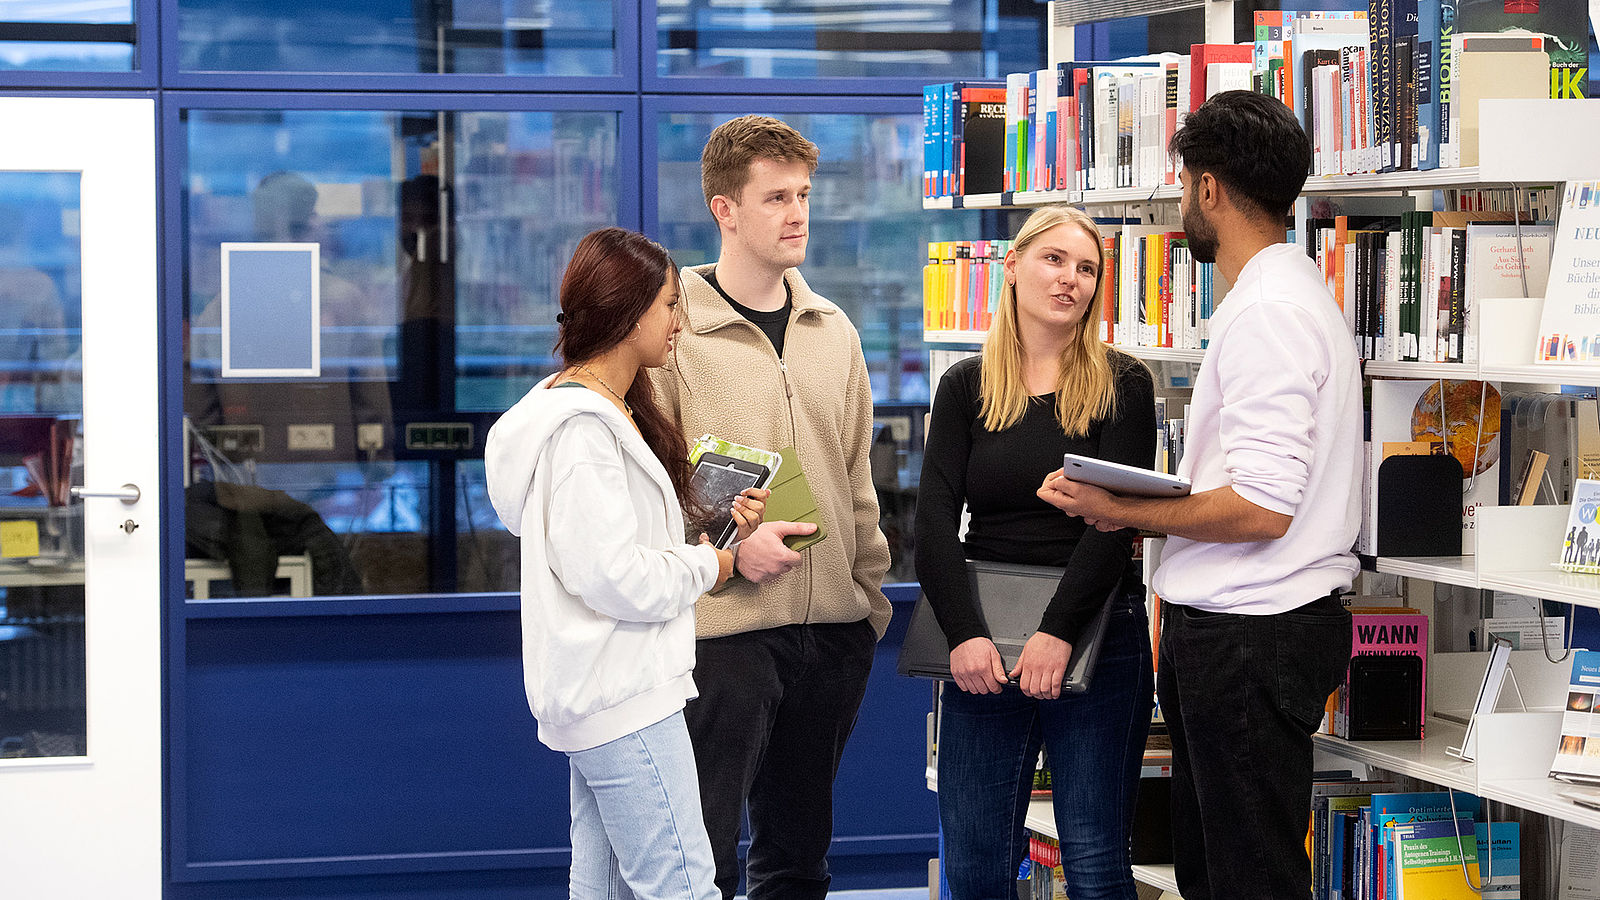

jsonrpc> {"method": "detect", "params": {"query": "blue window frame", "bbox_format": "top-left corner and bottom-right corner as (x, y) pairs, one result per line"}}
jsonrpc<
(0, 0), (155, 87)
(641, 0), (1043, 94)
(160, 0), (636, 91)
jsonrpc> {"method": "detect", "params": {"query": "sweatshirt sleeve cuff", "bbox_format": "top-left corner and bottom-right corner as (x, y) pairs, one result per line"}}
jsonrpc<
(1232, 481), (1297, 517)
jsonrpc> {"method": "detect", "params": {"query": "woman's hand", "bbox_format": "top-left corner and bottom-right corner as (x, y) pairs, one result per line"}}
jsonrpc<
(730, 487), (769, 543)
(699, 533), (734, 589)
(950, 637), (1009, 695)
(1010, 632), (1072, 700)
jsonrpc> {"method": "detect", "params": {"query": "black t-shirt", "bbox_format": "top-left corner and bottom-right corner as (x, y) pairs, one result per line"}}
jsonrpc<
(912, 353), (1157, 647)
(705, 268), (792, 358)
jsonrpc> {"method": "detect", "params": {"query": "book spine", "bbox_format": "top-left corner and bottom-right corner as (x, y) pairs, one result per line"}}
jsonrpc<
(1372, 0), (1393, 172)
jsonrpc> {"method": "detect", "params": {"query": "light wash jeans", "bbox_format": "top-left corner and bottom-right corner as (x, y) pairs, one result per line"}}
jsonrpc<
(568, 711), (720, 900)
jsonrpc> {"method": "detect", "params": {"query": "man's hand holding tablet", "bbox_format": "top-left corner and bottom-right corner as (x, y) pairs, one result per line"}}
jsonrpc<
(1037, 454), (1191, 531)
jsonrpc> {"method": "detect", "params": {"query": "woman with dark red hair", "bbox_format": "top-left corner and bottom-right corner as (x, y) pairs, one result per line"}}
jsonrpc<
(485, 227), (769, 900)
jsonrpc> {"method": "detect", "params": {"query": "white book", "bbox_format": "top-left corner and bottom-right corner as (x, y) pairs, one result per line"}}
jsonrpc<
(1420, 227), (1438, 363)
(1463, 223), (1554, 364)
(1033, 67), (1054, 192)
(1138, 70), (1162, 188)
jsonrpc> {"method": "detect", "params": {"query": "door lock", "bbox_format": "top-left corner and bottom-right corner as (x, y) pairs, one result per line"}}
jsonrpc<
(121, 519), (139, 534)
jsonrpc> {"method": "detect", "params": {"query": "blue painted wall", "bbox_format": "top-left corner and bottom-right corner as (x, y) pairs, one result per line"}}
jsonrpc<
(169, 592), (935, 897)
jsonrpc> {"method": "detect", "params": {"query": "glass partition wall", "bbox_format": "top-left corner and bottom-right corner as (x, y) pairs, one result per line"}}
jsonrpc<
(180, 104), (622, 597)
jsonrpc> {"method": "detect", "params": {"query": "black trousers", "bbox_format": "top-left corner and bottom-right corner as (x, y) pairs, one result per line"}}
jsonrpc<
(683, 619), (877, 900)
(1157, 592), (1352, 900)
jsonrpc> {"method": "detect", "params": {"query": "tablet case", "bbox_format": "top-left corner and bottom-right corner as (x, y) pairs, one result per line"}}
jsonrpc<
(895, 560), (1116, 695)
(1376, 453), (1462, 557)
(764, 446), (827, 552)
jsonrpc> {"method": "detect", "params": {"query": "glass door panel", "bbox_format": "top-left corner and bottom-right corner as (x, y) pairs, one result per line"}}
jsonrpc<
(0, 171), (84, 760)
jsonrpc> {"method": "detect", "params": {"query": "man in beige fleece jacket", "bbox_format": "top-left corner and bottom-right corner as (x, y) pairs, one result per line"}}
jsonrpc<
(649, 115), (893, 900)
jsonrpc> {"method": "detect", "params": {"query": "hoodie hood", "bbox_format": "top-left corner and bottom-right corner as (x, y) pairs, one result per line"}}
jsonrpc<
(486, 374), (664, 537)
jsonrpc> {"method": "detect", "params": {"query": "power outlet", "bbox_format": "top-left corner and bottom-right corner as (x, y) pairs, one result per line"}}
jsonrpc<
(356, 423), (385, 452)
(202, 424), (265, 459)
(287, 423), (336, 451)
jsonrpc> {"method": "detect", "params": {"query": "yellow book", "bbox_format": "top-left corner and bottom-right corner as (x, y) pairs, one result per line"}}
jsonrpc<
(1144, 232), (1163, 347)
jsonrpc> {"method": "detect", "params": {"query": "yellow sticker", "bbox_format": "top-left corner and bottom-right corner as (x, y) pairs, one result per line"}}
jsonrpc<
(0, 520), (41, 558)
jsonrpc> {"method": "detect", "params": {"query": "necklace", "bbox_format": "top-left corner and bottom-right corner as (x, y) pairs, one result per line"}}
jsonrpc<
(576, 364), (632, 415)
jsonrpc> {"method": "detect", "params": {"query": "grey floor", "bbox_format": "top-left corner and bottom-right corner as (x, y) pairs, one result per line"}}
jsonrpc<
(828, 890), (927, 900)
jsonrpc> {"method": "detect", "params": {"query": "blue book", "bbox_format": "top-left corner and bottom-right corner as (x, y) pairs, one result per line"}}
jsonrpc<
(1371, 791), (1481, 900)
(1415, 0), (1441, 169)
(1476, 821), (1521, 899)
(939, 83), (952, 196)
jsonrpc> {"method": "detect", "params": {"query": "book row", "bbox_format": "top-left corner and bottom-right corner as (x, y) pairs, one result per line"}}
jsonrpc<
(922, 2), (1588, 198)
(922, 231), (1217, 350)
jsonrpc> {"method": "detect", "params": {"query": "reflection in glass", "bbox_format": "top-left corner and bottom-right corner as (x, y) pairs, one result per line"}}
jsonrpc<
(182, 107), (618, 598)
(655, 0), (1041, 81)
(0, 1), (135, 72)
(177, 0), (616, 76)
(654, 110), (1001, 580)
(0, 172), (86, 760)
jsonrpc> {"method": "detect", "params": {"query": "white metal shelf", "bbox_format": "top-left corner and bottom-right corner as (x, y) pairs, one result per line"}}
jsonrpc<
(1314, 719), (1478, 794)
(1025, 798), (1183, 896)
(1302, 167), (1486, 193)
(922, 168), (1494, 212)
(924, 332), (1204, 363)
(924, 330), (986, 345)
(1363, 361), (1477, 379)
(1131, 864), (1181, 895)
(1375, 556), (1478, 589)
(1316, 713), (1600, 831)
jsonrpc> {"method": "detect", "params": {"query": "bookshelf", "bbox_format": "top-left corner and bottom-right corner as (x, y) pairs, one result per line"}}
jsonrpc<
(1023, 798), (1183, 897)
(918, 8), (1600, 892)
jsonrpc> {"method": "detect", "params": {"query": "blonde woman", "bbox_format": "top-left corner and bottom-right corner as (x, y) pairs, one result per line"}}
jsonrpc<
(913, 206), (1156, 900)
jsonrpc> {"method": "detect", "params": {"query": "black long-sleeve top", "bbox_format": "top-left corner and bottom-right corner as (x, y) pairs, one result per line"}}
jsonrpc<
(914, 353), (1157, 648)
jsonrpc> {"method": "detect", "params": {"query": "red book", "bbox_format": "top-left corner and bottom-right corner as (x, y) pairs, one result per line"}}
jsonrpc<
(1188, 43), (1253, 113)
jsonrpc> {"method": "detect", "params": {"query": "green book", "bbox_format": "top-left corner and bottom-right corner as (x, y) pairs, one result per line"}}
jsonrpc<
(765, 446), (827, 552)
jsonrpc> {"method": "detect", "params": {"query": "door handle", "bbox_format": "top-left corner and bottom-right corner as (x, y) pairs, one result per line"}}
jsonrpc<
(70, 483), (142, 505)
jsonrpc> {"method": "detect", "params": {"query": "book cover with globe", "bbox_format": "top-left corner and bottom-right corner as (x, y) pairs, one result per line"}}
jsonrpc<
(1370, 379), (1501, 554)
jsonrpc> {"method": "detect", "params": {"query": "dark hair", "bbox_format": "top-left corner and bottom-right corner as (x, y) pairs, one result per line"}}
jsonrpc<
(554, 227), (701, 517)
(1168, 90), (1311, 220)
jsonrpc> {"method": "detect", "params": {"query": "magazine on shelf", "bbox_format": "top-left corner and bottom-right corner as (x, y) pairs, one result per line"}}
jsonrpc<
(1556, 480), (1600, 575)
(1550, 649), (1600, 785)
(1534, 181), (1600, 365)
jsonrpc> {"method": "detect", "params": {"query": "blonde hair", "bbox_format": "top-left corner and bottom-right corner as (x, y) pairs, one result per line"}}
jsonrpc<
(701, 115), (820, 209)
(979, 206), (1121, 437)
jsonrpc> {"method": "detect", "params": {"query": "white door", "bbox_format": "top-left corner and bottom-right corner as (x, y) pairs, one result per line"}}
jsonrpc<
(0, 98), (161, 894)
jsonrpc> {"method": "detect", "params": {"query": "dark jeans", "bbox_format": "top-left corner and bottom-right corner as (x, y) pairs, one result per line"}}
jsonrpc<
(937, 590), (1154, 900)
(683, 619), (877, 900)
(1157, 592), (1352, 900)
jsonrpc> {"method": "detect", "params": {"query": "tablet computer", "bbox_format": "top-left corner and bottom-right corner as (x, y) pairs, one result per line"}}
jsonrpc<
(1061, 453), (1192, 497)
(691, 451), (773, 548)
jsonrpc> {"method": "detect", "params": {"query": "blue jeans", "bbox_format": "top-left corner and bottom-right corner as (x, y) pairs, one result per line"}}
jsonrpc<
(568, 711), (720, 900)
(937, 593), (1154, 900)
(1158, 592), (1352, 900)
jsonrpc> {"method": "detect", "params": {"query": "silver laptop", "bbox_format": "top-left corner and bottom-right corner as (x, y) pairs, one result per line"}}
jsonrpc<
(896, 560), (1116, 695)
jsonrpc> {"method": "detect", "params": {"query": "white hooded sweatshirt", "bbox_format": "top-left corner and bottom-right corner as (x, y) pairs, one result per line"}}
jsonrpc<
(485, 375), (719, 753)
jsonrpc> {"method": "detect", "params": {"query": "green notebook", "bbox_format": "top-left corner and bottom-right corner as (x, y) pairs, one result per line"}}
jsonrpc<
(765, 446), (827, 552)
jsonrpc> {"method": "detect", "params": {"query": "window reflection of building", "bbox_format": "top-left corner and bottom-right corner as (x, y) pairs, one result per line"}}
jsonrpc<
(179, 109), (624, 598)
(184, 170), (392, 598)
(0, 205), (72, 415)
